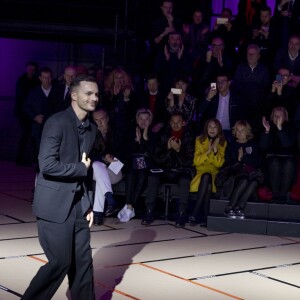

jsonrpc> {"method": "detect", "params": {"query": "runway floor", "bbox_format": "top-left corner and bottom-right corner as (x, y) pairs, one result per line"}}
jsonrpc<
(1, 161), (300, 300)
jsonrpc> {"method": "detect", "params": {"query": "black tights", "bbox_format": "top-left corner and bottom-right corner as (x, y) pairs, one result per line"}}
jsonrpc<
(227, 176), (258, 210)
(191, 173), (212, 219)
(268, 156), (295, 199)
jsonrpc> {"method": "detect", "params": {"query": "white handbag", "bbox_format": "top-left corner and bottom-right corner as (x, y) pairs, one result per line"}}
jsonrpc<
(117, 204), (135, 222)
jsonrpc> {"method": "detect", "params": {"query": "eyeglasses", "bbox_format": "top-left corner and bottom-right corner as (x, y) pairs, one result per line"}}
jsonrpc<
(211, 44), (224, 48)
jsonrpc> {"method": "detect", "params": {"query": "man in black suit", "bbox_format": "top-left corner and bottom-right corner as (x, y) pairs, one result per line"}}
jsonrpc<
(21, 75), (99, 300)
(23, 67), (54, 163)
(198, 73), (243, 139)
(49, 65), (77, 115)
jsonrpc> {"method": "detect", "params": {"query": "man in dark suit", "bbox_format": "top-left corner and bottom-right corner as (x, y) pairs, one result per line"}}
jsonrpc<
(49, 65), (77, 115)
(198, 73), (242, 137)
(23, 67), (54, 163)
(21, 75), (99, 300)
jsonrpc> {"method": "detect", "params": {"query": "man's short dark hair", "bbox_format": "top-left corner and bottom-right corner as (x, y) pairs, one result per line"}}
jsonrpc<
(70, 75), (98, 93)
(39, 67), (52, 76)
(222, 8), (232, 17)
(261, 6), (272, 14)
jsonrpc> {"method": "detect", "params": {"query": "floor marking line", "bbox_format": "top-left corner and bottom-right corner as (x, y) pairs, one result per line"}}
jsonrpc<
(138, 263), (243, 300)
(251, 271), (300, 289)
(28, 255), (48, 264)
(94, 280), (140, 299)
(0, 284), (23, 297)
(190, 262), (300, 281)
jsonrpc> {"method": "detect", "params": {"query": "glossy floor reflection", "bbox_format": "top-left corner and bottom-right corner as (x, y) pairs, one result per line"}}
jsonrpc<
(1, 161), (300, 300)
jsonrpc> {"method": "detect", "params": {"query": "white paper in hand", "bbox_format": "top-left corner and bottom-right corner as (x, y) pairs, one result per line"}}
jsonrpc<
(108, 159), (124, 175)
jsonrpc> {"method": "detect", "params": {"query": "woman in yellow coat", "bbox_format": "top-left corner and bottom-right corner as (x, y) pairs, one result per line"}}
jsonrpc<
(189, 118), (227, 226)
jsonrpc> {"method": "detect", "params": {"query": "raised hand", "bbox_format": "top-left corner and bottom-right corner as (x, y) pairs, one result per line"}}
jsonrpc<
(164, 45), (170, 61)
(262, 116), (270, 132)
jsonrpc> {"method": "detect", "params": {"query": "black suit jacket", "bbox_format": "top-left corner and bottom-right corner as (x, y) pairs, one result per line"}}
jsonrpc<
(48, 83), (71, 116)
(24, 86), (54, 140)
(198, 91), (243, 130)
(33, 106), (97, 223)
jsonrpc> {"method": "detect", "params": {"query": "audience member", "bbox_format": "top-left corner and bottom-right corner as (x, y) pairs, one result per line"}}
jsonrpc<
(154, 31), (193, 94)
(166, 75), (196, 130)
(14, 61), (40, 166)
(151, 0), (182, 51)
(275, 0), (300, 45)
(91, 109), (123, 226)
(125, 109), (155, 221)
(182, 9), (210, 59)
(138, 74), (168, 133)
(260, 107), (296, 203)
(23, 67), (54, 164)
(103, 68), (136, 158)
(49, 66), (77, 115)
(233, 44), (270, 132)
(211, 8), (244, 58)
(141, 112), (195, 228)
(197, 36), (235, 95)
(265, 68), (298, 118)
(189, 119), (226, 227)
(198, 72), (242, 139)
(222, 120), (263, 219)
(274, 34), (300, 88)
(250, 6), (280, 72)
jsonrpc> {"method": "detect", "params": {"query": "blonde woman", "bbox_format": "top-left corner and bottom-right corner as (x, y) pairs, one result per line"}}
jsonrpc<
(260, 107), (296, 203)
(223, 120), (262, 219)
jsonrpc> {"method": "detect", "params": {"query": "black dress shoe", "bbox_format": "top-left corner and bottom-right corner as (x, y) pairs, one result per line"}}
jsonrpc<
(141, 209), (154, 225)
(94, 212), (104, 226)
(175, 212), (186, 228)
(188, 216), (197, 226)
(105, 205), (118, 217)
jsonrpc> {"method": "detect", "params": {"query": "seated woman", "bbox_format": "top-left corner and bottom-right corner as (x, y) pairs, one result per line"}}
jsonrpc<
(166, 75), (196, 131)
(260, 106), (297, 203)
(102, 68), (136, 148)
(91, 108), (124, 225)
(123, 108), (155, 222)
(223, 120), (263, 219)
(189, 119), (227, 227)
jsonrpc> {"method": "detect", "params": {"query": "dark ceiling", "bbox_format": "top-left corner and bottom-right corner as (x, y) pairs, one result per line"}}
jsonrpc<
(0, 0), (211, 44)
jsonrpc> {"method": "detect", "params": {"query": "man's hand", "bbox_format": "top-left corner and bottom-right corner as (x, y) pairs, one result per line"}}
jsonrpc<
(178, 44), (184, 59)
(164, 45), (171, 61)
(86, 209), (93, 228)
(81, 152), (91, 169)
(206, 87), (217, 101)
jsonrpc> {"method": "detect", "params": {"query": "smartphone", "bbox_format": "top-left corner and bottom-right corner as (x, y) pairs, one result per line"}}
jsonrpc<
(150, 168), (163, 173)
(210, 83), (217, 89)
(171, 88), (182, 95)
(275, 74), (282, 82)
(217, 18), (228, 25)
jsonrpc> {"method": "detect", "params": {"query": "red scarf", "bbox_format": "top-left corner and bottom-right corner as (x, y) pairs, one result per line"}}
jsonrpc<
(171, 128), (184, 141)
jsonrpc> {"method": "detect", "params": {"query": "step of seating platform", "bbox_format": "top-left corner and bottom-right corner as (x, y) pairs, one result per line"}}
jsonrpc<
(208, 199), (300, 237)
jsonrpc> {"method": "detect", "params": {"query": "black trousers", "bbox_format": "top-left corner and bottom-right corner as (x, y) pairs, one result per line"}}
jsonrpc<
(145, 170), (190, 212)
(21, 198), (94, 300)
